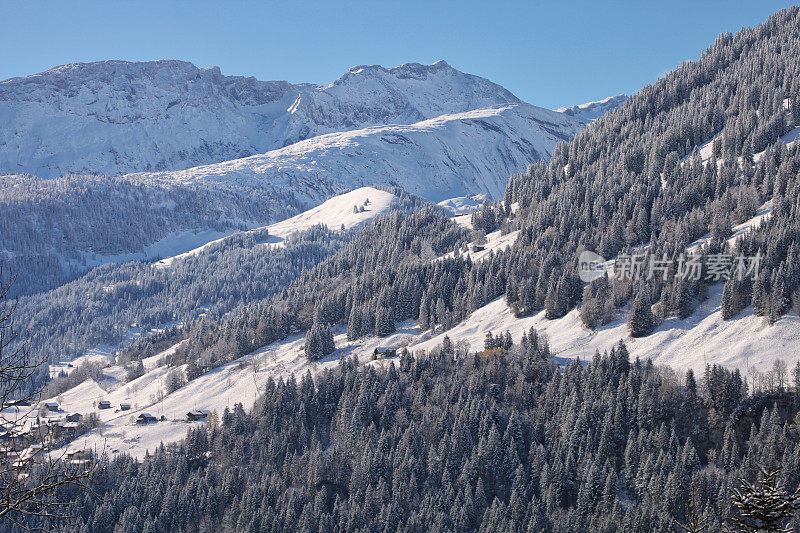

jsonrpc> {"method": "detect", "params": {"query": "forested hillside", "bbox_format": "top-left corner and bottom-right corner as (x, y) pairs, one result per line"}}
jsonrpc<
(504, 7), (800, 328)
(4, 7), (800, 533)
(34, 340), (800, 532)
(11, 188), (431, 393)
(139, 8), (800, 385)
(0, 174), (300, 297)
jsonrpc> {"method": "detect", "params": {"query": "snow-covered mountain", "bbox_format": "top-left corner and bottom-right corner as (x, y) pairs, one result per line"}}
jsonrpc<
(555, 94), (627, 123)
(131, 103), (582, 203)
(0, 60), (584, 297)
(0, 59), (522, 178)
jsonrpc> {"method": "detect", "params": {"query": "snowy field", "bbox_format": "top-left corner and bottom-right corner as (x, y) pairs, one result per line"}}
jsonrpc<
(54, 324), (426, 460)
(409, 288), (800, 374)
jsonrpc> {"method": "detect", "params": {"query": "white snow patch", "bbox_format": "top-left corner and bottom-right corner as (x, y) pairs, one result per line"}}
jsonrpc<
(437, 194), (489, 215)
(439, 228), (520, 263)
(260, 187), (397, 248)
(408, 288), (800, 375)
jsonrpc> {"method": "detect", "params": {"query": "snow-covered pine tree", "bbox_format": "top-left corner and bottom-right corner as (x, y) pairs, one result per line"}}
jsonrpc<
(305, 321), (334, 361)
(375, 289), (396, 337)
(628, 285), (657, 337)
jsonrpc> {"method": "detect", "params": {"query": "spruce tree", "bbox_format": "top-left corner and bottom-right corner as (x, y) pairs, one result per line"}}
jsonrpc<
(305, 321), (334, 361)
(721, 279), (738, 320)
(628, 286), (657, 337)
(375, 289), (396, 337)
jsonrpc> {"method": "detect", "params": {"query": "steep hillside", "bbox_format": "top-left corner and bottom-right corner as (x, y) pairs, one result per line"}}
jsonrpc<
(12, 187), (430, 373)
(135, 8), (800, 400)
(0, 59), (520, 177)
(133, 103), (581, 203)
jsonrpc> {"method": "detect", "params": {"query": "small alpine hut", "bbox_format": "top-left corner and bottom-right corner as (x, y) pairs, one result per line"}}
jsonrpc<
(186, 410), (210, 422)
(136, 413), (158, 425)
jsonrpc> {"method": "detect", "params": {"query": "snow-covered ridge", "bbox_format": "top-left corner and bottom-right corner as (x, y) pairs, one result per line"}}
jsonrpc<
(555, 94), (627, 124)
(0, 59), (521, 178)
(437, 194), (489, 215)
(155, 187), (398, 268)
(131, 103), (582, 204)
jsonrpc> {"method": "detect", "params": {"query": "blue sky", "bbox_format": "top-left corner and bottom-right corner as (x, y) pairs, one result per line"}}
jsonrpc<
(0, 1), (795, 109)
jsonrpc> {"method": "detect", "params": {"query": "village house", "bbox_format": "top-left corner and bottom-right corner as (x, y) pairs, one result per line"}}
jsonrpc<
(66, 449), (92, 467)
(136, 413), (158, 424)
(58, 421), (80, 438)
(186, 410), (210, 422)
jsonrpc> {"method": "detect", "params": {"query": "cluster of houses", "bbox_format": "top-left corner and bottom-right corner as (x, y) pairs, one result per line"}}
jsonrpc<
(1, 404), (83, 451)
(133, 410), (210, 424)
(0, 394), (214, 472)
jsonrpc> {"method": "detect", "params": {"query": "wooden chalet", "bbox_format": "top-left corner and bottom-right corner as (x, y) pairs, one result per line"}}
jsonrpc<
(186, 410), (210, 422)
(136, 413), (158, 424)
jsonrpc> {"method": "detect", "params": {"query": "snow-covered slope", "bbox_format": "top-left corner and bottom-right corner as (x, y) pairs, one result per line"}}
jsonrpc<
(555, 94), (627, 123)
(44, 194), (795, 459)
(262, 187), (397, 243)
(44, 281), (800, 460)
(437, 194), (489, 215)
(0, 59), (522, 178)
(133, 103), (582, 203)
(409, 290), (800, 375)
(156, 186), (398, 267)
(53, 324), (422, 459)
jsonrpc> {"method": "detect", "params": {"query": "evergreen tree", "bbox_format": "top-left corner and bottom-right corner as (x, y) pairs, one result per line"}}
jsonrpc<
(730, 465), (800, 532)
(305, 321), (334, 361)
(375, 289), (396, 337)
(628, 286), (657, 337)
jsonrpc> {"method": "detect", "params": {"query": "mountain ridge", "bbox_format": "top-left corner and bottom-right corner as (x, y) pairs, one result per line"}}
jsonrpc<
(0, 59), (522, 178)
(129, 102), (582, 204)
(555, 93), (628, 123)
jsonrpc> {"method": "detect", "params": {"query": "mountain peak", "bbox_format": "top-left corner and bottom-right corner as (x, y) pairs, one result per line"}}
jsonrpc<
(0, 58), (524, 178)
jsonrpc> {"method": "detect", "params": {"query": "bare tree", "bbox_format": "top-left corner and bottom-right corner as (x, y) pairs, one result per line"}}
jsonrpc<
(0, 268), (96, 529)
(772, 359), (788, 392)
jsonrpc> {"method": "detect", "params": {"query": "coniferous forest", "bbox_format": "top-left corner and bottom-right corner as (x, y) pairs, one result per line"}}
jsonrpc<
(2, 5), (800, 533)
(29, 339), (800, 532)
